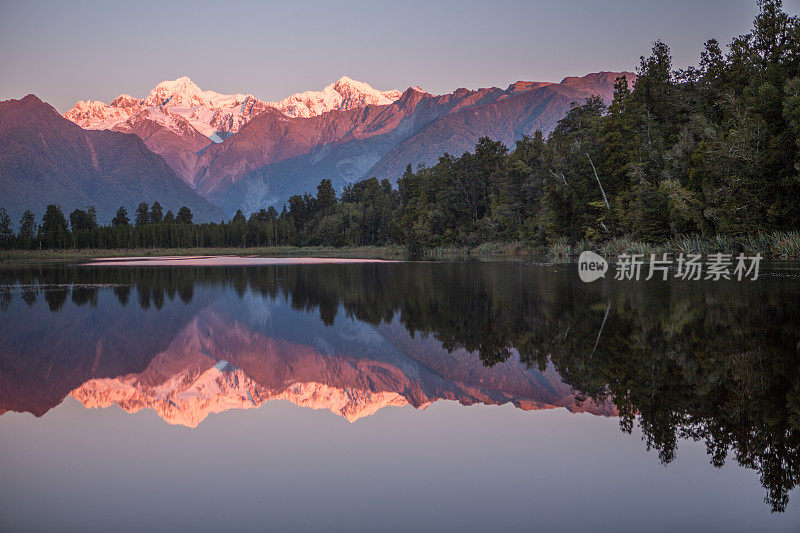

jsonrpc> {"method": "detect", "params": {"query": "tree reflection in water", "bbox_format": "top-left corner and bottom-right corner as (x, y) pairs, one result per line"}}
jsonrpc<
(1, 262), (798, 511)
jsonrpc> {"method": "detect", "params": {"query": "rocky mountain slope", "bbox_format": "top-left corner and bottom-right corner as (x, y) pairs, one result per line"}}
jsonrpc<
(0, 95), (225, 223)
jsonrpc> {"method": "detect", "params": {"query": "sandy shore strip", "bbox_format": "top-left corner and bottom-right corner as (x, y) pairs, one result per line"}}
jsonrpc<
(81, 255), (400, 266)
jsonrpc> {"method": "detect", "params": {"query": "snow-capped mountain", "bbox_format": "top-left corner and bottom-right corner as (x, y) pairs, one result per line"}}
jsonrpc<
(64, 76), (403, 143)
(65, 94), (142, 130)
(57, 71), (635, 215)
(271, 76), (403, 118)
(65, 77), (270, 142)
(140, 76), (273, 141)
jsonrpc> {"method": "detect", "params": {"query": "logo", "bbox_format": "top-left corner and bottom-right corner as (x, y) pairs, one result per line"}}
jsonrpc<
(578, 251), (608, 282)
(577, 251), (761, 282)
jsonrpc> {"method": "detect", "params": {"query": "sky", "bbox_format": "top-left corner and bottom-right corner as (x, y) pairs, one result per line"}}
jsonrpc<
(1, 0), (799, 113)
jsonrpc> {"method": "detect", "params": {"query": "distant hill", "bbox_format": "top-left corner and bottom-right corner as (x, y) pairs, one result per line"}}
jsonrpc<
(0, 95), (224, 224)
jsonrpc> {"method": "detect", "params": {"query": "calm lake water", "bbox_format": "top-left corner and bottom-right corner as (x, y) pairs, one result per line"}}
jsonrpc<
(1, 259), (799, 532)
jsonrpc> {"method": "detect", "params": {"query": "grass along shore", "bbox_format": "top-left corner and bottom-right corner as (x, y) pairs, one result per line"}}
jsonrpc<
(1, 232), (799, 263)
(548, 231), (800, 262)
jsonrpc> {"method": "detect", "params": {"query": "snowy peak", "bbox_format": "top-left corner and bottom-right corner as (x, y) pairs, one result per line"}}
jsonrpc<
(64, 76), (404, 141)
(110, 94), (141, 107)
(142, 76), (251, 110)
(64, 76), (268, 140)
(139, 77), (267, 139)
(332, 75), (398, 100)
(270, 76), (403, 118)
(64, 98), (141, 130)
(143, 76), (204, 106)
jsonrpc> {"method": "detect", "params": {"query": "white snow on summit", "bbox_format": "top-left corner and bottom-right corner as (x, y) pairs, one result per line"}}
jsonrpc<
(65, 97), (142, 130)
(269, 76), (403, 118)
(65, 76), (267, 140)
(64, 76), (405, 141)
(140, 76), (269, 139)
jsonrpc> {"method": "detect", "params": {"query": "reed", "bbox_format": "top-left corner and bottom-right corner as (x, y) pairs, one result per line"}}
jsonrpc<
(546, 232), (800, 261)
(772, 231), (800, 260)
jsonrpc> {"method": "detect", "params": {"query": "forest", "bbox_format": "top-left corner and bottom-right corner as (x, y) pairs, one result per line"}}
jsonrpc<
(1, 0), (799, 254)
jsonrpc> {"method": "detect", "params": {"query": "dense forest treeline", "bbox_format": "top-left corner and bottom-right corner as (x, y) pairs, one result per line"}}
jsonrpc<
(1, 0), (798, 253)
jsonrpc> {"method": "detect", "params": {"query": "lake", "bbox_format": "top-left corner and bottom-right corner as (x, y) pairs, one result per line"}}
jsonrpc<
(1, 258), (798, 531)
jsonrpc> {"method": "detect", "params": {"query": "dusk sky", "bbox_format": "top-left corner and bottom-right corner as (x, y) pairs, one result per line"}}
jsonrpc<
(1, 0), (799, 112)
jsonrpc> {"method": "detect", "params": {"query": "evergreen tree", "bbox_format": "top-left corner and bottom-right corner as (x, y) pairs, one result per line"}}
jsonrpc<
(41, 204), (68, 249)
(87, 206), (98, 229)
(150, 202), (164, 224)
(316, 179), (337, 213)
(18, 210), (36, 249)
(0, 208), (12, 248)
(112, 207), (130, 226)
(134, 202), (150, 226)
(231, 209), (246, 246)
(70, 209), (93, 232)
(176, 206), (193, 225)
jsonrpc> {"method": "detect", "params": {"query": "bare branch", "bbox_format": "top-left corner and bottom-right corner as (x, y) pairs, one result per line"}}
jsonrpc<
(586, 153), (611, 210)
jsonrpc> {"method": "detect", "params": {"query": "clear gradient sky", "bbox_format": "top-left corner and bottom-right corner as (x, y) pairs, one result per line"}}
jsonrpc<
(2, 0), (799, 112)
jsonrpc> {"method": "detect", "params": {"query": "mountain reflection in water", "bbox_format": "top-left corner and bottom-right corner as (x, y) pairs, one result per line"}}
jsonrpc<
(0, 261), (799, 513)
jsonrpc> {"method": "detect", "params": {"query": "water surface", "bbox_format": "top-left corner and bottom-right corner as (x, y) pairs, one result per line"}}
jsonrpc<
(1, 260), (798, 531)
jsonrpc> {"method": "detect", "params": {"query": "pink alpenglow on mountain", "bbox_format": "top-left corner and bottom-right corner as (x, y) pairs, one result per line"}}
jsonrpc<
(66, 76), (271, 142)
(60, 71), (635, 215)
(64, 75), (404, 142)
(271, 76), (403, 118)
(65, 94), (142, 130)
(67, 308), (615, 427)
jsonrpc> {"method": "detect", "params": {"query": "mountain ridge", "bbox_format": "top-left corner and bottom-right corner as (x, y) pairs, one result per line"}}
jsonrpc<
(0, 94), (225, 223)
(64, 75), (404, 143)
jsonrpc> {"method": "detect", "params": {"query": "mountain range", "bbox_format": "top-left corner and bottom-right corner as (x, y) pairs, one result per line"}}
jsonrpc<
(1, 72), (634, 221)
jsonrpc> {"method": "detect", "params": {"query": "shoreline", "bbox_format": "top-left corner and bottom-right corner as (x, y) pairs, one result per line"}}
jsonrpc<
(0, 246), (409, 263)
(2, 233), (800, 264)
(0, 243), (549, 263)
